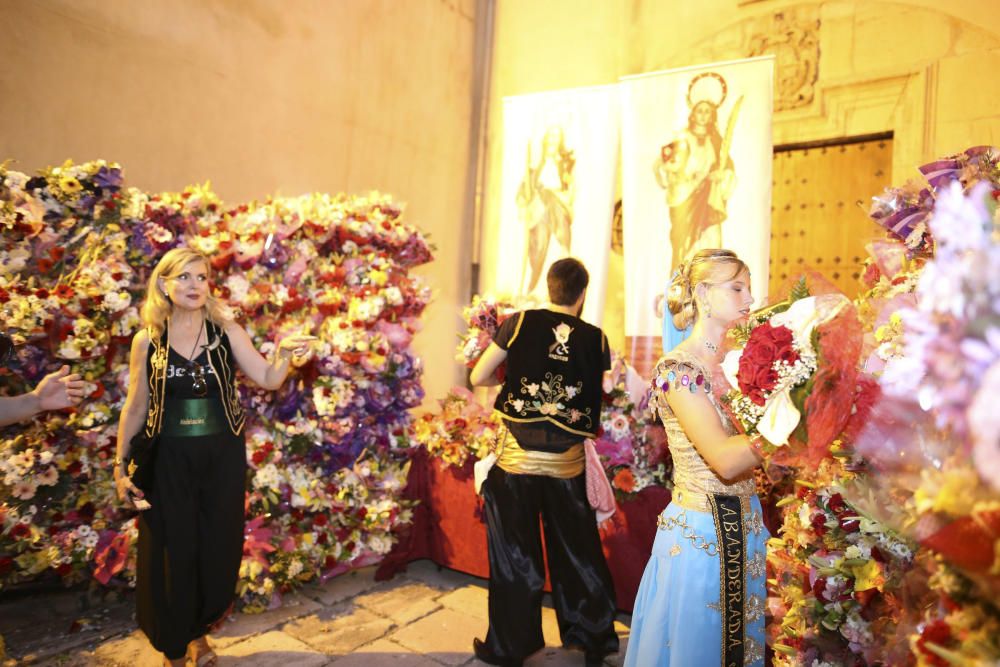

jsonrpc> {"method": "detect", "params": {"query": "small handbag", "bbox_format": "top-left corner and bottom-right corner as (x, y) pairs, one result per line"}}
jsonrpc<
(126, 430), (159, 494)
(584, 439), (616, 523)
(474, 424), (507, 495)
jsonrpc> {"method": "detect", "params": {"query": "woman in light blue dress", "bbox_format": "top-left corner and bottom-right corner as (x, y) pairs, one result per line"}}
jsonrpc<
(625, 249), (769, 667)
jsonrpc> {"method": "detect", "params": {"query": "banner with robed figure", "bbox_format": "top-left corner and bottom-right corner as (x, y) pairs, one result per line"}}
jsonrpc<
(494, 85), (620, 324)
(619, 56), (773, 376)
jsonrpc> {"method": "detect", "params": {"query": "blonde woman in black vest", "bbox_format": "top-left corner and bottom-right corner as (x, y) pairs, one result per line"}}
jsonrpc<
(114, 248), (314, 667)
(470, 258), (618, 667)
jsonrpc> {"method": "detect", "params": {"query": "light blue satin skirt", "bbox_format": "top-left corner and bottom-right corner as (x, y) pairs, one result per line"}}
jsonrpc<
(624, 495), (768, 667)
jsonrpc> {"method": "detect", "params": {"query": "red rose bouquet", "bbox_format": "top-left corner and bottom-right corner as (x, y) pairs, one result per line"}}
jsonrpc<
(722, 280), (871, 465)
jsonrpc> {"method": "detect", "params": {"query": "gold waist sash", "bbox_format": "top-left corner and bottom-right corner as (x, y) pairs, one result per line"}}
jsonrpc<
(671, 484), (753, 515)
(496, 429), (584, 479)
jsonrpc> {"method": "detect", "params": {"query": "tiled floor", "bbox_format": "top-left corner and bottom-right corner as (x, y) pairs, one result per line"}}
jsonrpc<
(0, 560), (632, 666)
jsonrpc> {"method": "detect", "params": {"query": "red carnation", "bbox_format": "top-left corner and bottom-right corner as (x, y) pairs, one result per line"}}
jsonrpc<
(810, 512), (828, 536)
(861, 262), (882, 288)
(838, 515), (860, 533)
(916, 619), (953, 666)
(811, 576), (831, 603)
(613, 468), (636, 493)
(827, 493), (846, 514)
(54, 284), (75, 300)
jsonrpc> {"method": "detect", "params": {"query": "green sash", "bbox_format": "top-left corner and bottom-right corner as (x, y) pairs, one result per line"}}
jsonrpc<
(160, 399), (227, 437)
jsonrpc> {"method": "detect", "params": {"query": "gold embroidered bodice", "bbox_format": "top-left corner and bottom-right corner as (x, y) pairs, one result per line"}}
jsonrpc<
(650, 349), (755, 505)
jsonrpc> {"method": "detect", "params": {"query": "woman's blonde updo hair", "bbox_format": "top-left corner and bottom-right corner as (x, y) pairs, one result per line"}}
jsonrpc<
(667, 249), (749, 330)
(140, 247), (234, 337)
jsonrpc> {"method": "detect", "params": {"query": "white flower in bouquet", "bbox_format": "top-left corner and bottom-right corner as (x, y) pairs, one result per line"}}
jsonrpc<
(36, 465), (58, 486)
(112, 307), (142, 338)
(11, 480), (37, 500)
(0, 248), (31, 275)
(367, 533), (394, 555)
(286, 559), (304, 578)
(383, 286), (403, 306)
(252, 463), (281, 490)
(101, 290), (131, 312)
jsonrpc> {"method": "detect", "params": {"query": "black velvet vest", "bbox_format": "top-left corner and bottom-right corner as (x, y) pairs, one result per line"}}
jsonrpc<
(142, 320), (245, 438)
(494, 310), (606, 438)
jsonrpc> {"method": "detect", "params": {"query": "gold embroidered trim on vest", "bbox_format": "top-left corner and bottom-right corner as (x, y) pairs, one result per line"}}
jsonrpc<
(507, 311), (526, 347)
(144, 320), (244, 439)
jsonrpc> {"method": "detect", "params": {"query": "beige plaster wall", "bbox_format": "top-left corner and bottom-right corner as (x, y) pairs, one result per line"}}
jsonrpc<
(479, 0), (1000, 329)
(0, 0), (478, 403)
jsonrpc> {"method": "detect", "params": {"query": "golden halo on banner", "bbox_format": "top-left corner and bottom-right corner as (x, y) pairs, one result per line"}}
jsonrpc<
(686, 71), (728, 108)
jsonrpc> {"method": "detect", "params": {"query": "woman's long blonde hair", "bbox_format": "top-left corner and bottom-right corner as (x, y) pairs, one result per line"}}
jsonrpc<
(667, 249), (748, 330)
(140, 247), (234, 337)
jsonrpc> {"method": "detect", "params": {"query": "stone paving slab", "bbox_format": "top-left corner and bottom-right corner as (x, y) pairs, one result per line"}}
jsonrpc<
(283, 603), (395, 655)
(328, 639), (440, 666)
(437, 585), (488, 621)
(389, 607), (488, 666)
(220, 630), (328, 667)
(393, 561), (473, 593)
(523, 647), (588, 666)
(353, 579), (442, 626)
(211, 592), (322, 649)
(299, 566), (380, 607)
(84, 629), (165, 667)
(2, 590), (136, 666)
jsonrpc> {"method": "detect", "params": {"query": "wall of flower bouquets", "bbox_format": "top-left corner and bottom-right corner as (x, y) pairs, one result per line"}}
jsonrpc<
(0, 160), (433, 612)
(756, 146), (1000, 666)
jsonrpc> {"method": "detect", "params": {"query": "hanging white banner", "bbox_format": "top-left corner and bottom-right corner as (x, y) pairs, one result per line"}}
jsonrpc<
(495, 85), (619, 324)
(620, 56), (773, 369)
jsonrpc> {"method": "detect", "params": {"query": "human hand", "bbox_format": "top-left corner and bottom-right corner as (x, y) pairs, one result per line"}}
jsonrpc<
(114, 468), (150, 511)
(653, 293), (665, 318)
(277, 334), (318, 362)
(33, 366), (86, 412)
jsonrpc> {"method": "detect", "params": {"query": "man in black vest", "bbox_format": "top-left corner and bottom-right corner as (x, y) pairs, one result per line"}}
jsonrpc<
(470, 258), (618, 667)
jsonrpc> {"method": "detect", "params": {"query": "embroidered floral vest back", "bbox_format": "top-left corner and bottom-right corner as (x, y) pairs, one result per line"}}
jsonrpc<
(494, 309), (607, 438)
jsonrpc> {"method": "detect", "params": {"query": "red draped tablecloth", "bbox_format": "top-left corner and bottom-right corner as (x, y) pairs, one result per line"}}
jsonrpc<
(377, 448), (671, 613)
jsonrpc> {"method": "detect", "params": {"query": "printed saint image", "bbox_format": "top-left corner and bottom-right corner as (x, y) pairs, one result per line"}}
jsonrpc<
(653, 72), (742, 269)
(516, 126), (575, 294)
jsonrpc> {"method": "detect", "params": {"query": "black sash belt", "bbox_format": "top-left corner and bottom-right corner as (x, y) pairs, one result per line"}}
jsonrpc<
(709, 494), (746, 667)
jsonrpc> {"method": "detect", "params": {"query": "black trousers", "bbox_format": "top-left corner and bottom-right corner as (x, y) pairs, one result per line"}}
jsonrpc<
(136, 429), (246, 660)
(481, 465), (620, 660)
